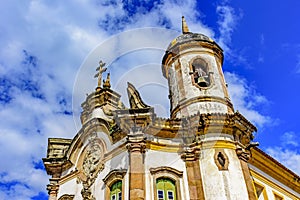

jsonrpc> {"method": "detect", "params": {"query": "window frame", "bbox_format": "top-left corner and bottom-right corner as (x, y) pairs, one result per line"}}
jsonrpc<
(150, 166), (183, 200)
(103, 169), (127, 200)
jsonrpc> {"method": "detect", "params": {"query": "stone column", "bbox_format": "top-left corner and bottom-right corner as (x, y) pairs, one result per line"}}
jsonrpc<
(236, 148), (256, 200)
(126, 133), (146, 200)
(181, 147), (205, 200)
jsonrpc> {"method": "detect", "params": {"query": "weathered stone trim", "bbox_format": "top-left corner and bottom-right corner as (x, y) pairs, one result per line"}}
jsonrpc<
(103, 169), (127, 186)
(181, 146), (205, 200)
(236, 148), (256, 200)
(47, 177), (60, 200)
(126, 133), (146, 200)
(214, 149), (229, 170)
(103, 169), (127, 200)
(150, 166), (183, 200)
(149, 166), (183, 178)
(58, 194), (75, 200)
(79, 135), (106, 200)
(171, 95), (234, 118)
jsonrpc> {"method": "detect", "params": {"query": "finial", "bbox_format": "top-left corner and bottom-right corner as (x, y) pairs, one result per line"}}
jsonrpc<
(94, 60), (107, 88)
(103, 73), (111, 89)
(182, 16), (190, 34)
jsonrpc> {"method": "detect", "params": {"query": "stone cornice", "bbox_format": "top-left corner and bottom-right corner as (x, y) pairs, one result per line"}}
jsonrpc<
(249, 147), (300, 194)
(181, 146), (201, 162)
(170, 96), (234, 118)
(81, 88), (124, 125)
(126, 133), (146, 153)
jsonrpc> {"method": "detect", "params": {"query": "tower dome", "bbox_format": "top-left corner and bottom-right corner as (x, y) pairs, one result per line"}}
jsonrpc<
(162, 16), (232, 118)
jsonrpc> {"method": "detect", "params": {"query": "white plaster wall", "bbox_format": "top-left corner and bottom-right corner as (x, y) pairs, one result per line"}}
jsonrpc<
(200, 147), (249, 200)
(175, 101), (228, 118)
(145, 149), (190, 200)
(58, 147), (129, 200)
(92, 151), (129, 200)
(57, 178), (82, 200)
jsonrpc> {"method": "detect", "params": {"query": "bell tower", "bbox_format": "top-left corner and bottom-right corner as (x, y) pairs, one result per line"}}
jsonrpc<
(162, 16), (233, 118)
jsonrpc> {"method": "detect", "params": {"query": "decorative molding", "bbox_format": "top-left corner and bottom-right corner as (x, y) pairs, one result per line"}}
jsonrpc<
(236, 148), (251, 162)
(253, 181), (268, 200)
(181, 146), (200, 162)
(171, 96), (234, 119)
(250, 147), (300, 193)
(150, 166), (183, 178)
(102, 169), (127, 200)
(150, 166), (183, 200)
(127, 82), (150, 109)
(47, 182), (59, 197)
(103, 169), (127, 187)
(126, 134), (146, 153)
(80, 135), (105, 200)
(58, 194), (75, 200)
(214, 149), (229, 170)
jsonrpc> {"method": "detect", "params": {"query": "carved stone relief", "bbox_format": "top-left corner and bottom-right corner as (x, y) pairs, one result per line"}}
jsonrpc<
(58, 194), (75, 200)
(80, 134), (105, 200)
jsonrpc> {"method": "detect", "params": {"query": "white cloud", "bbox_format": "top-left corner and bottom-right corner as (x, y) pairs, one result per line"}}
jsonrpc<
(0, 0), (270, 199)
(0, 1), (214, 199)
(266, 147), (300, 176)
(265, 131), (300, 176)
(225, 72), (272, 127)
(280, 131), (299, 147)
(216, 5), (239, 53)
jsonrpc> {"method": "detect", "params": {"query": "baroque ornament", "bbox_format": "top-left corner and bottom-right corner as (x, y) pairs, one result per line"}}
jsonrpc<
(81, 136), (104, 200)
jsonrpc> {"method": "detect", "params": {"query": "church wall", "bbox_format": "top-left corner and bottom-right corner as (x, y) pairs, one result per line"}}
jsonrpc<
(200, 147), (249, 199)
(91, 150), (129, 200)
(145, 149), (190, 200)
(57, 178), (82, 200)
(250, 165), (300, 200)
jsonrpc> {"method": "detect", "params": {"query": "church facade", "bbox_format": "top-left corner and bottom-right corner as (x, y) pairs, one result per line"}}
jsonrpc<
(43, 17), (300, 200)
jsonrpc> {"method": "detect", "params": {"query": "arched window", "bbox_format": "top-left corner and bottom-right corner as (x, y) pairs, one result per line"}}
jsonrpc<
(190, 57), (212, 88)
(103, 169), (126, 200)
(110, 180), (122, 200)
(156, 178), (176, 200)
(150, 166), (183, 200)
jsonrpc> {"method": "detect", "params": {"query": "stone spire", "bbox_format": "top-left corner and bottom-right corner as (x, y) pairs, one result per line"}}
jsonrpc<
(182, 16), (190, 34)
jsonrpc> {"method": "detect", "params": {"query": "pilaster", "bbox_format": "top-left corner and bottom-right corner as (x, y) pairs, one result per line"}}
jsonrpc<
(181, 146), (205, 200)
(236, 148), (256, 200)
(126, 133), (146, 200)
(47, 178), (60, 200)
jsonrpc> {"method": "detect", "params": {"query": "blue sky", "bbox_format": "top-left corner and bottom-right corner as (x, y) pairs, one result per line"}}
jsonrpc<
(0, 0), (299, 199)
